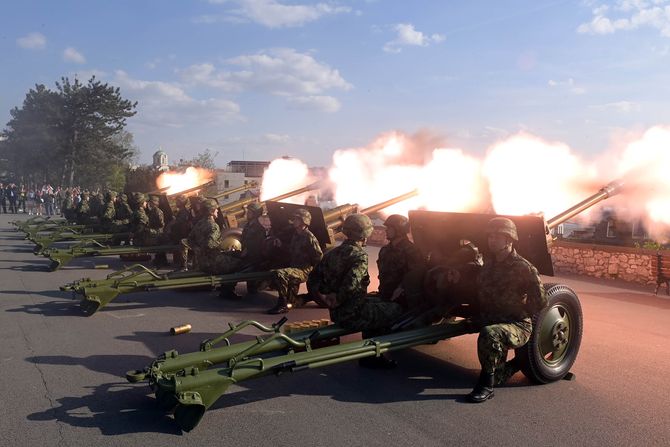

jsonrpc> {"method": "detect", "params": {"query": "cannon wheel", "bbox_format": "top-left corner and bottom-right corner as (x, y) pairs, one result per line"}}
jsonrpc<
(516, 283), (583, 384)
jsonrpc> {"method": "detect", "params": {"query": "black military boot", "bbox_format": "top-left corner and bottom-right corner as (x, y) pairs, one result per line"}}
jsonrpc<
(267, 297), (289, 314)
(467, 370), (495, 403)
(219, 284), (241, 300)
(495, 357), (521, 386)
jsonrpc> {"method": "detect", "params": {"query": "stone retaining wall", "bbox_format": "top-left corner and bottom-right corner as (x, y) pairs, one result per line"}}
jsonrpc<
(550, 240), (658, 285)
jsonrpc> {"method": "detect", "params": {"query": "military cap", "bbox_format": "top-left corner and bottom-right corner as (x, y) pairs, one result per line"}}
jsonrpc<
(202, 199), (218, 212)
(342, 213), (373, 240)
(486, 217), (518, 242)
(383, 214), (410, 234)
(246, 202), (264, 216)
(291, 208), (312, 226)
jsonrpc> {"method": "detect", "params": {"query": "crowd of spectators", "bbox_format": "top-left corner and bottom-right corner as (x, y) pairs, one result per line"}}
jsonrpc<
(0, 183), (83, 216)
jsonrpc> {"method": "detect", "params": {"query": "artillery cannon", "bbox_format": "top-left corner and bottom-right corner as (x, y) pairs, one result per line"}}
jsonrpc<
(125, 179), (625, 432)
(41, 182), (319, 271)
(61, 190), (418, 315)
(23, 181), (217, 251)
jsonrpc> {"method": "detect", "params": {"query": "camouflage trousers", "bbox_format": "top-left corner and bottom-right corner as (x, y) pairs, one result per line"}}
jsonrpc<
(198, 251), (244, 275)
(331, 296), (404, 332)
(272, 267), (312, 304)
(477, 321), (531, 375)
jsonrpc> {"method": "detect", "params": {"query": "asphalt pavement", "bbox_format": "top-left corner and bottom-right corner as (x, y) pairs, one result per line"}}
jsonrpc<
(1, 213), (668, 446)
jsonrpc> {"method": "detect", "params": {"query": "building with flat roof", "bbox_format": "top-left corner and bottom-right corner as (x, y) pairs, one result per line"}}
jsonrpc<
(226, 160), (270, 178)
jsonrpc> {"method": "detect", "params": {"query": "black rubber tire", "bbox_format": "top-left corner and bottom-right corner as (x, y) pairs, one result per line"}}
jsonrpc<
(517, 283), (583, 384)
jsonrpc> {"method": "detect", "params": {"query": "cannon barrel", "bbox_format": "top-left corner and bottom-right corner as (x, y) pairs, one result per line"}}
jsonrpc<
(161, 180), (216, 197)
(326, 189), (419, 230)
(546, 179), (625, 230)
(359, 189), (419, 216)
(219, 181), (323, 217)
(264, 181), (321, 203)
(324, 204), (359, 229)
(146, 185), (171, 195)
(209, 182), (258, 200)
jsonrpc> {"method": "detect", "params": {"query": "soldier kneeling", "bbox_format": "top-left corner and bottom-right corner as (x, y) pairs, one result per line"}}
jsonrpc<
(308, 214), (404, 369)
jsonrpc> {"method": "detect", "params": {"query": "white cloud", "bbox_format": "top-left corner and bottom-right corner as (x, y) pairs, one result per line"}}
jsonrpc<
(179, 48), (352, 111)
(113, 70), (242, 128)
(63, 47), (86, 64)
(578, 1), (670, 37)
(383, 23), (445, 53)
(286, 95), (341, 112)
(547, 77), (587, 95)
(204, 0), (351, 28)
(17, 32), (46, 49)
(590, 100), (641, 112)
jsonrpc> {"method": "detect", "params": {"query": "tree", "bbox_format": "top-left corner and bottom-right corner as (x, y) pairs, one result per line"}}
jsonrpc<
(56, 76), (137, 187)
(1, 76), (137, 188)
(178, 149), (218, 170)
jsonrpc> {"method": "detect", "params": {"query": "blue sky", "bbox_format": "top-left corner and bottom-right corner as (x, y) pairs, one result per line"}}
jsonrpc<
(2, 0), (670, 167)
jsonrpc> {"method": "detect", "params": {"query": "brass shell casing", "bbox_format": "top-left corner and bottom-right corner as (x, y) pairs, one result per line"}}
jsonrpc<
(170, 324), (192, 335)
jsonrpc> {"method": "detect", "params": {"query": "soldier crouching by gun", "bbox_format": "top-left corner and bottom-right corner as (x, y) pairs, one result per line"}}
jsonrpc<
(266, 208), (323, 314)
(444, 217), (547, 402)
(182, 199), (244, 275)
(219, 202), (269, 299)
(308, 214), (405, 368)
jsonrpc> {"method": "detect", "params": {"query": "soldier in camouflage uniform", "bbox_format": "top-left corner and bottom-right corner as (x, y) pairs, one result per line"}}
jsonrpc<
(99, 191), (119, 232)
(376, 214), (425, 304)
(185, 199), (243, 275)
(167, 195), (193, 271)
(138, 195), (165, 248)
(220, 202), (270, 299)
(129, 193), (150, 245)
(309, 213), (404, 368)
(466, 217), (547, 403)
(115, 193), (133, 226)
(310, 213), (404, 331)
(75, 191), (92, 225)
(267, 208), (323, 314)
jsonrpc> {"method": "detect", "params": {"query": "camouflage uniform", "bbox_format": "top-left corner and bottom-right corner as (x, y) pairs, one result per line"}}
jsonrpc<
(130, 200), (150, 245)
(75, 195), (91, 225)
(187, 215), (242, 274)
(100, 193), (120, 232)
(168, 199), (193, 269)
(136, 201), (164, 246)
(377, 236), (424, 301)
(240, 217), (268, 269)
(310, 240), (403, 331)
(270, 229), (323, 307)
(475, 249), (546, 381)
(115, 194), (133, 224)
(61, 194), (74, 220)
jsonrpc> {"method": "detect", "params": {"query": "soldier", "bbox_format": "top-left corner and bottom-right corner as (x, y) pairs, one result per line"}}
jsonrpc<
(115, 193), (133, 225)
(129, 193), (150, 245)
(75, 191), (91, 225)
(266, 208), (323, 314)
(466, 217), (547, 403)
(310, 213), (404, 330)
(309, 213), (404, 368)
(167, 195), (193, 271)
(376, 214), (425, 303)
(220, 201), (269, 299)
(184, 199), (243, 274)
(99, 191), (119, 232)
